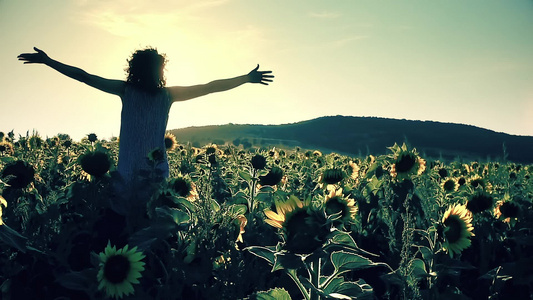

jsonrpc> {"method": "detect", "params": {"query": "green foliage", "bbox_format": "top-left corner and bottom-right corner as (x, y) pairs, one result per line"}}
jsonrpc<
(0, 134), (531, 299)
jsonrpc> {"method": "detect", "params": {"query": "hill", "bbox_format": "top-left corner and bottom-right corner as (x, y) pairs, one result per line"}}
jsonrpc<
(170, 115), (533, 163)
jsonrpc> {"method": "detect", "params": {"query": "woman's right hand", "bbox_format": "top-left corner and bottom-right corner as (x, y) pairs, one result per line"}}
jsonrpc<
(18, 47), (50, 64)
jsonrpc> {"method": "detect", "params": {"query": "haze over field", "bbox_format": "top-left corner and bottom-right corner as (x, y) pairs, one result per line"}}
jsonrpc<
(1, 0), (532, 141)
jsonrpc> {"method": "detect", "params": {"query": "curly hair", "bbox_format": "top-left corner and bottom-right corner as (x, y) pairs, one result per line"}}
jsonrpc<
(125, 47), (167, 92)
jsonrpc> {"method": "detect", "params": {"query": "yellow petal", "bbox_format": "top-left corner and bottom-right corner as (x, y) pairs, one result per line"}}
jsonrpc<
(264, 218), (283, 229)
(264, 210), (284, 222)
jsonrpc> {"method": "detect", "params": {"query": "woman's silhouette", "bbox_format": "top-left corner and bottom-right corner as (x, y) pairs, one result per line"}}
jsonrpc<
(18, 47), (274, 183)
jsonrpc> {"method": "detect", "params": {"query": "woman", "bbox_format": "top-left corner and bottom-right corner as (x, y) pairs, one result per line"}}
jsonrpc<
(18, 47), (274, 183)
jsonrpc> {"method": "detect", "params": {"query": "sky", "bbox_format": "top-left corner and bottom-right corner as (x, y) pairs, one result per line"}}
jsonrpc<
(1, 0), (532, 141)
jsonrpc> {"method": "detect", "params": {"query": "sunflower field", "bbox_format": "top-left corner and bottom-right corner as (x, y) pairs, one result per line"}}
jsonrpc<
(0, 131), (532, 300)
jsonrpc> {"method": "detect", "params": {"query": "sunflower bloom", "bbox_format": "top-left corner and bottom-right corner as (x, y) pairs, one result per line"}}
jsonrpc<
(79, 150), (111, 177)
(251, 154), (267, 170)
(466, 190), (494, 214)
(441, 178), (458, 193)
(468, 175), (492, 191)
(264, 196), (328, 254)
(0, 141), (14, 155)
(441, 204), (474, 257)
(1, 160), (35, 189)
(169, 176), (198, 202)
(388, 143), (426, 180)
(164, 132), (178, 151)
(97, 243), (146, 299)
(494, 197), (519, 225)
(264, 196), (304, 229)
(324, 188), (358, 226)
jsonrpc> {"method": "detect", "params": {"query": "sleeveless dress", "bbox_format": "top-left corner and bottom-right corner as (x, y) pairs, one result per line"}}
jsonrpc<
(117, 85), (172, 182)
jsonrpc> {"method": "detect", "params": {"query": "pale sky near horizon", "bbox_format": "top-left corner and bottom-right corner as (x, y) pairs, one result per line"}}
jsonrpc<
(1, 0), (532, 141)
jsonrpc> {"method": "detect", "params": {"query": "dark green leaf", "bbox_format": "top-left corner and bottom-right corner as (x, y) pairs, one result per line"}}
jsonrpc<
(411, 258), (429, 278)
(129, 222), (176, 251)
(56, 269), (94, 291)
(246, 246), (277, 266)
(155, 206), (190, 225)
(272, 252), (305, 271)
(0, 224), (27, 253)
(331, 251), (376, 273)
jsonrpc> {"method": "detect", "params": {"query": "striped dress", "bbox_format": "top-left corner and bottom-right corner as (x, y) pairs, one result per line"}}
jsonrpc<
(117, 85), (172, 182)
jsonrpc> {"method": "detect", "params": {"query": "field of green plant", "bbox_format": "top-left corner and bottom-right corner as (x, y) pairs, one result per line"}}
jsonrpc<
(0, 131), (532, 300)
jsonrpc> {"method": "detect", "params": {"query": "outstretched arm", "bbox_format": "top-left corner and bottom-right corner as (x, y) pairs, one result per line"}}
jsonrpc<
(168, 64), (274, 102)
(18, 47), (125, 96)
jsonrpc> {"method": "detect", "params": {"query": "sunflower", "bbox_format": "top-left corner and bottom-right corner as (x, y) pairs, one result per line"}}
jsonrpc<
(79, 150), (111, 177)
(0, 140), (14, 155)
(62, 139), (72, 148)
(164, 132), (178, 151)
(169, 176), (198, 201)
(264, 196), (328, 254)
(468, 175), (492, 191)
(205, 143), (223, 156)
(259, 166), (284, 186)
(251, 154), (267, 170)
(466, 190), (494, 214)
(264, 196), (304, 229)
(0, 195), (7, 226)
(97, 243), (145, 299)
(147, 148), (165, 163)
(441, 178), (458, 193)
(494, 197), (519, 225)
(318, 168), (345, 190)
(324, 188), (358, 226)
(388, 144), (426, 180)
(87, 133), (98, 143)
(1, 160), (35, 189)
(441, 204), (474, 257)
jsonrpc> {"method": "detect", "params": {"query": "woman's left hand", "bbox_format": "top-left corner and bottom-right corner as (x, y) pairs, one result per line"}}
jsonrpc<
(248, 64), (274, 85)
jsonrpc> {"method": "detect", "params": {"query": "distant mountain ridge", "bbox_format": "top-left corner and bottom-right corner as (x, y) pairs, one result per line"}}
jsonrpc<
(170, 116), (533, 163)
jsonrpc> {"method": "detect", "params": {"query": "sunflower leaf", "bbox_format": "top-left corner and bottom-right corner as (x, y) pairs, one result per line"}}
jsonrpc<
(411, 258), (429, 278)
(56, 269), (94, 292)
(256, 191), (273, 204)
(245, 246), (277, 266)
(272, 251), (305, 272)
(331, 251), (377, 273)
(129, 222), (177, 251)
(229, 204), (248, 216)
(155, 206), (190, 225)
(0, 224), (28, 253)
(238, 170), (252, 182)
(172, 197), (197, 213)
(333, 279), (374, 300)
(322, 276), (374, 299)
(255, 287), (292, 300)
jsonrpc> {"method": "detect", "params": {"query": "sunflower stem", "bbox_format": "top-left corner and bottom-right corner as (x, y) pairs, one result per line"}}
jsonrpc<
(286, 269), (310, 300)
(249, 168), (258, 214)
(309, 258), (320, 300)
